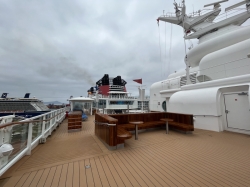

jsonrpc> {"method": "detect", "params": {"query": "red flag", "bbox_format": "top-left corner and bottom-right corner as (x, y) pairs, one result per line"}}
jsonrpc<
(133, 79), (142, 84)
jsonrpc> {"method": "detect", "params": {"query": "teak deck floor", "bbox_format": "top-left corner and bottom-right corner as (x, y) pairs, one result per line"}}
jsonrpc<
(1, 115), (250, 187)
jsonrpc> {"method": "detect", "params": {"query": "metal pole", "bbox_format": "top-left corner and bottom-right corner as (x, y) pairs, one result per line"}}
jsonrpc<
(135, 124), (138, 140)
(90, 102), (93, 115)
(166, 121), (169, 134)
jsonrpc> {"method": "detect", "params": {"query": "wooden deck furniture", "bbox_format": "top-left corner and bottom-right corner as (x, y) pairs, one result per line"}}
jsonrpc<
(129, 121), (143, 140)
(68, 111), (82, 131)
(160, 118), (174, 134)
(95, 112), (194, 149)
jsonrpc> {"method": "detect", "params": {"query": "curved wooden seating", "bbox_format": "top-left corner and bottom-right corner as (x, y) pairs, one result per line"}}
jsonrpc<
(95, 112), (194, 149)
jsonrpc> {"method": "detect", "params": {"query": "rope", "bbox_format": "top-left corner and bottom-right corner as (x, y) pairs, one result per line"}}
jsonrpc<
(168, 24), (173, 77)
(158, 24), (162, 79)
(165, 22), (167, 78)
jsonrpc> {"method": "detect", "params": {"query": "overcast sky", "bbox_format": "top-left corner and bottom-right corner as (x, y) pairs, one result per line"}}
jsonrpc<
(0, 0), (249, 103)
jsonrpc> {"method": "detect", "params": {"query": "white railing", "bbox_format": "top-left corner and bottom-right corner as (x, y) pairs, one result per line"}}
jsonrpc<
(99, 95), (138, 99)
(161, 57), (250, 90)
(0, 108), (66, 176)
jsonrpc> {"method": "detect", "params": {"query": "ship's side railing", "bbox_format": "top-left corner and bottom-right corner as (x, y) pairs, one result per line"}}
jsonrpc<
(161, 56), (250, 90)
(98, 95), (150, 100)
(0, 108), (66, 176)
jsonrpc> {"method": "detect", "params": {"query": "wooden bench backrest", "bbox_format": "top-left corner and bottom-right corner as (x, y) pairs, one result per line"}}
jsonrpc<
(95, 113), (117, 124)
(109, 112), (193, 125)
(167, 112), (193, 125)
(109, 112), (167, 124)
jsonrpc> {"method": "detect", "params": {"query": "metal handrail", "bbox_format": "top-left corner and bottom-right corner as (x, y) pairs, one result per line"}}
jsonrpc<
(94, 121), (116, 126)
(0, 111), (65, 129)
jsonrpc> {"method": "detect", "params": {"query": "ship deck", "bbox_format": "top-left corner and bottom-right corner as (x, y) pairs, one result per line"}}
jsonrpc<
(1, 115), (250, 187)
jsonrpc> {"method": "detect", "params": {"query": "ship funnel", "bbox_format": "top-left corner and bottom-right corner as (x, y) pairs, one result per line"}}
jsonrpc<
(24, 93), (30, 98)
(1, 93), (8, 98)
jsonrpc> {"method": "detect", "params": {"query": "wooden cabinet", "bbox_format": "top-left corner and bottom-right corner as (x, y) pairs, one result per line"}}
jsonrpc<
(68, 111), (82, 130)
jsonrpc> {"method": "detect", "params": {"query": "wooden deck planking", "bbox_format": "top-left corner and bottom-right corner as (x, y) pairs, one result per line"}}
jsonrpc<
(89, 158), (102, 187)
(111, 152), (144, 187)
(14, 172), (30, 187)
(85, 158), (95, 187)
(163, 139), (250, 186)
(19, 171), (37, 187)
(151, 134), (249, 186)
(29, 170), (44, 187)
(35, 168), (50, 187)
(122, 149), (181, 187)
(50, 165), (63, 187)
(112, 152), (157, 187)
(57, 164), (68, 187)
(103, 155), (126, 187)
(106, 154), (132, 187)
(114, 153), (152, 186)
(72, 162), (80, 187)
(65, 162), (74, 187)
(93, 157), (110, 187)
(123, 149), (179, 187)
(2, 115), (250, 187)
(78, 160), (88, 187)
(152, 137), (237, 186)
(134, 144), (211, 187)
(98, 156), (117, 186)
(43, 166), (56, 187)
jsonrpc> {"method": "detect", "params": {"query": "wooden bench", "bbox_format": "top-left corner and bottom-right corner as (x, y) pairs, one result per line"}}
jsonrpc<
(95, 112), (194, 149)
(117, 128), (132, 144)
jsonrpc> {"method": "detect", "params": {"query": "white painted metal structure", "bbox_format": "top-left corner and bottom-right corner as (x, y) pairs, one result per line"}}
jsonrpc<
(151, 0), (250, 134)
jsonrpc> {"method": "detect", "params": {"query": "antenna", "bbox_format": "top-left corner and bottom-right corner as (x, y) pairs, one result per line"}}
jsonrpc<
(225, 0), (250, 12)
(204, 0), (228, 9)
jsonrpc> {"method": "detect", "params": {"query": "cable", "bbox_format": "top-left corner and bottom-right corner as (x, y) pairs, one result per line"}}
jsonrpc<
(158, 23), (162, 79)
(168, 24), (173, 77)
(165, 22), (167, 78)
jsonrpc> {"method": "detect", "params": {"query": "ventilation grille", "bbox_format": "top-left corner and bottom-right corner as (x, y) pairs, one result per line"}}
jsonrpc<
(180, 74), (197, 86)
(109, 85), (125, 92)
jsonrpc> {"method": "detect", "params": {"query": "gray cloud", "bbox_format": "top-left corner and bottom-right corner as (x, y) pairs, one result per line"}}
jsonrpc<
(0, 0), (248, 102)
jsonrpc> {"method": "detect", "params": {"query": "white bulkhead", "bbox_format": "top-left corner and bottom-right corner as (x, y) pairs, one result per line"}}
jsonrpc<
(187, 26), (250, 67)
(198, 38), (250, 80)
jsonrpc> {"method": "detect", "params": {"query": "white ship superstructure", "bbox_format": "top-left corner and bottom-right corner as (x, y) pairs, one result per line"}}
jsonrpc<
(151, 0), (250, 134)
(89, 74), (149, 114)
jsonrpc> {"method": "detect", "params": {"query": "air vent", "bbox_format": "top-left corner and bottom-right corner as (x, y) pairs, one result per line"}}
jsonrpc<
(180, 74), (197, 86)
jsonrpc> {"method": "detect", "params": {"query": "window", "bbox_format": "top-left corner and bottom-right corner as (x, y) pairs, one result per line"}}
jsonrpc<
(162, 101), (166, 111)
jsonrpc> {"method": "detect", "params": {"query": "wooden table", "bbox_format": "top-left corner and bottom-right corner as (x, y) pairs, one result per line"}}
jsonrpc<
(129, 121), (143, 140)
(160, 118), (173, 134)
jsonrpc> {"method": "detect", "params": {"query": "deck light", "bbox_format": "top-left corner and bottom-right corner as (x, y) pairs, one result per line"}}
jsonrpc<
(85, 165), (91, 169)
(0, 144), (14, 157)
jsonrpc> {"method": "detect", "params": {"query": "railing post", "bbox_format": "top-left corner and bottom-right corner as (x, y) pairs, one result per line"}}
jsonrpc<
(41, 115), (46, 138)
(49, 113), (53, 135)
(26, 122), (33, 155)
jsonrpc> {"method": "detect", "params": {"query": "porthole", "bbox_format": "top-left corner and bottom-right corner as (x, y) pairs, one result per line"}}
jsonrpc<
(162, 101), (166, 111)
